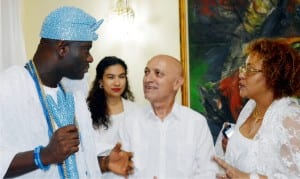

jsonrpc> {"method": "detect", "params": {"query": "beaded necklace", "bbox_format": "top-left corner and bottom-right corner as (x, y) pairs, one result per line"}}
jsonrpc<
(25, 60), (79, 179)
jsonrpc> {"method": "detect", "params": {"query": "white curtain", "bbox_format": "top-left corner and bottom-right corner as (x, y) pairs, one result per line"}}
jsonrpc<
(0, 0), (26, 72)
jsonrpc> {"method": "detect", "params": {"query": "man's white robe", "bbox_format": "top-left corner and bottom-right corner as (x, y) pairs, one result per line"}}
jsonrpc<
(0, 66), (101, 178)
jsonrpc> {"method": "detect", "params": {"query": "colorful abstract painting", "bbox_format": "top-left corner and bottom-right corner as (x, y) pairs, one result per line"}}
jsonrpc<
(181, 0), (300, 142)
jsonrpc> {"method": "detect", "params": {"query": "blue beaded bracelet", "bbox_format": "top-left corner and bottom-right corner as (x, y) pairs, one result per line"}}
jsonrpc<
(33, 145), (50, 171)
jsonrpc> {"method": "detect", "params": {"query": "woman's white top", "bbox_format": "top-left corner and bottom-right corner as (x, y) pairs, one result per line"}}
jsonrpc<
(224, 97), (300, 179)
(94, 98), (140, 179)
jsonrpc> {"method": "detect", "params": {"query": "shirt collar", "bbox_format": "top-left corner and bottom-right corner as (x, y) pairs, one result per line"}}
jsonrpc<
(145, 102), (181, 121)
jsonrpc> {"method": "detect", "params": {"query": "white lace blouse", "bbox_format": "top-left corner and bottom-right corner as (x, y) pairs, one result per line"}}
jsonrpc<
(224, 97), (300, 179)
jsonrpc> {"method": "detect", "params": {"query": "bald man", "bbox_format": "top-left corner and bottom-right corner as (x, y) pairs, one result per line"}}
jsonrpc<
(119, 55), (218, 178)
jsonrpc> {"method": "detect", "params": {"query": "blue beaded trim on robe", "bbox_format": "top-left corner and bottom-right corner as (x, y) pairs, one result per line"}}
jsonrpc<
(25, 60), (79, 179)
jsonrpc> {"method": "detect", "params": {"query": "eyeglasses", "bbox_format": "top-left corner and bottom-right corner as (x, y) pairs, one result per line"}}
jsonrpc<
(239, 65), (262, 75)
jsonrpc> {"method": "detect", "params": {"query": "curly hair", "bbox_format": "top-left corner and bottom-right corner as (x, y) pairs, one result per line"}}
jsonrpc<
(86, 56), (134, 129)
(244, 38), (300, 99)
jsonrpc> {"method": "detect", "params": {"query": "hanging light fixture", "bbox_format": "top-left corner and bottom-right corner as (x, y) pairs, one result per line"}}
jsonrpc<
(108, 0), (135, 39)
(112, 0), (134, 21)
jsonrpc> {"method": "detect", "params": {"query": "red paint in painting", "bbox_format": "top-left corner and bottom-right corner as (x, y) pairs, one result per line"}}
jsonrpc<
(219, 70), (243, 121)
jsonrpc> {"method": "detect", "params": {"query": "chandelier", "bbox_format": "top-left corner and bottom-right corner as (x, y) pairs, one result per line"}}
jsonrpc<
(112, 0), (134, 21)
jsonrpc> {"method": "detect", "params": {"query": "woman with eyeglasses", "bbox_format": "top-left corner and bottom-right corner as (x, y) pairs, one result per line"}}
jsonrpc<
(87, 56), (138, 178)
(214, 38), (300, 179)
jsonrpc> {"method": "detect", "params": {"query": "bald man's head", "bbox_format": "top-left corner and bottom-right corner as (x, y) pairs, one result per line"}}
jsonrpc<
(149, 54), (183, 77)
(143, 54), (184, 104)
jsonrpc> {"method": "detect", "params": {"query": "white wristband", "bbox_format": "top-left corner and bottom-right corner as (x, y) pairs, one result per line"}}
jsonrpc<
(250, 173), (259, 179)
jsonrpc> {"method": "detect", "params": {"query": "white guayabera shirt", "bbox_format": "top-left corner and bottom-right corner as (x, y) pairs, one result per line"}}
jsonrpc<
(225, 98), (300, 179)
(119, 103), (218, 179)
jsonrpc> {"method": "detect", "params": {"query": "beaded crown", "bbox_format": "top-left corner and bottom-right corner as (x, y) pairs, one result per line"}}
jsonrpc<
(40, 6), (103, 41)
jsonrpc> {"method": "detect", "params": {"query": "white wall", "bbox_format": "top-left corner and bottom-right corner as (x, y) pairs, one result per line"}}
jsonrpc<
(22, 0), (181, 104)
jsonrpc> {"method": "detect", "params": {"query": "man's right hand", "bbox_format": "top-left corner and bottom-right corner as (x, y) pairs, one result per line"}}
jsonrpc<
(41, 125), (80, 165)
(4, 125), (80, 178)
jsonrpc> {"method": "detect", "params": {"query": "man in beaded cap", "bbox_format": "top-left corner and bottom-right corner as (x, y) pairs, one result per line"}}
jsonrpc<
(0, 6), (133, 178)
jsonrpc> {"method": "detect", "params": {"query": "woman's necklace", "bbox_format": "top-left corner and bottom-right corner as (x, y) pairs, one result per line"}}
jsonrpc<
(253, 108), (264, 123)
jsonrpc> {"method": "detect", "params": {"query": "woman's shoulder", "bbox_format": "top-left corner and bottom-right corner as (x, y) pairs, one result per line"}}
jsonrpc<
(270, 97), (300, 116)
(122, 98), (143, 112)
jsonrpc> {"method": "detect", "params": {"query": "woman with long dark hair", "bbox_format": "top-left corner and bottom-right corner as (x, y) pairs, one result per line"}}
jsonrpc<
(87, 56), (138, 178)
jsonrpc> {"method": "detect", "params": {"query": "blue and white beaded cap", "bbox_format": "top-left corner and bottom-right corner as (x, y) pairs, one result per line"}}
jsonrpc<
(40, 6), (104, 41)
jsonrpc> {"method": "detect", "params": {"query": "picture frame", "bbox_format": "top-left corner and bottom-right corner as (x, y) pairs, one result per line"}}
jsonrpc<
(179, 0), (300, 142)
(179, 0), (189, 107)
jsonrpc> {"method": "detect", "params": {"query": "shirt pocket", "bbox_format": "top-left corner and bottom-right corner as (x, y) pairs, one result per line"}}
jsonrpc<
(176, 143), (195, 174)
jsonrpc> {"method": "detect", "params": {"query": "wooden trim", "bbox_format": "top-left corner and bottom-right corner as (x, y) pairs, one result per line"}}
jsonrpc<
(179, 0), (189, 106)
